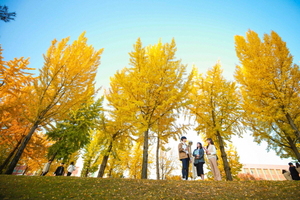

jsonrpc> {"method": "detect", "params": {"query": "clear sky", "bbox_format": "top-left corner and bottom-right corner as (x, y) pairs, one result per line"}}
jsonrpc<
(1, 0), (299, 167)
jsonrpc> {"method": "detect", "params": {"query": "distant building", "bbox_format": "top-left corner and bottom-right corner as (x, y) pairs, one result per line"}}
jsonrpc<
(12, 165), (27, 175)
(239, 164), (288, 180)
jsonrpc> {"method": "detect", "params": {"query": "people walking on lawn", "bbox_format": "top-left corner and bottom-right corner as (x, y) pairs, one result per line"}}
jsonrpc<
(40, 160), (52, 176)
(193, 142), (205, 180)
(67, 162), (76, 176)
(282, 169), (292, 180)
(205, 138), (221, 181)
(288, 163), (300, 180)
(178, 136), (191, 180)
(54, 163), (65, 176)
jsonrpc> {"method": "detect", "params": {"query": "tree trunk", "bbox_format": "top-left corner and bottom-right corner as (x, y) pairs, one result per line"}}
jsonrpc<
(216, 131), (233, 181)
(108, 166), (113, 177)
(160, 163), (164, 180)
(97, 142), (113, 178)
(5, 123), (39, 174)
(156, 136), (160, 180)
(141, 129), (149, 179)
(286, 135), (300, 162)
(0, 136), (24, 174)
(81, 159), (91, 177)
(22, 166), (28, 175)
(97, 132), (118, 178)
(285, 112), (300, 140)
(49, 152), (57, 162)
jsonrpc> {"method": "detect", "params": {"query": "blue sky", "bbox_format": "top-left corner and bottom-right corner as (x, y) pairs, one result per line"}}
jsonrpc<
(1, 0), (299, 166)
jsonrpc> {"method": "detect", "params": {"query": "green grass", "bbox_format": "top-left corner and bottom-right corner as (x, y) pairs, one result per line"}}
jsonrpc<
(0, 175), (299, 200)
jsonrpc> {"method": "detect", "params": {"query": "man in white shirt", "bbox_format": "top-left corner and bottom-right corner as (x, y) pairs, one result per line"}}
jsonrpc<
(67, 162), (76, 176)
(41, 160), (52, 176)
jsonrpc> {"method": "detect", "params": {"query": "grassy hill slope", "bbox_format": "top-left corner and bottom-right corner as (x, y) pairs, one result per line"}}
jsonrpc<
(0, 175), (299, 199)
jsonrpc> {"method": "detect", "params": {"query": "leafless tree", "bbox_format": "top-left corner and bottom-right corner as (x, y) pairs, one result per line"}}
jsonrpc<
(0, 5), (16, 22)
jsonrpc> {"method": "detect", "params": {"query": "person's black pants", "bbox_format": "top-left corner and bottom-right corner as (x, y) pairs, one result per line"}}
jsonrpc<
(40, 171), (48, 176)
(67, 172), (72, 176)
(195, 162), (204, 176)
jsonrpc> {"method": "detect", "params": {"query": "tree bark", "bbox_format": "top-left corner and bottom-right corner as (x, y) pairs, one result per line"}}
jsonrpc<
(108, 166), (113, 177)
(97, 132), (118, 178)
(286, 135), (300, 162)
(156, 136), (160, 180)
(216, 131), (233, 181)
(97, 142), (113, 178)
(81, 159), (91, 177)
(22, 166), (28, 175)
(5, 123), (39, 174)
(160, 163), (164, 180)
(0, 136), (24, 174)
(141, 129), (149, 179)
(49, 151), (57, 162)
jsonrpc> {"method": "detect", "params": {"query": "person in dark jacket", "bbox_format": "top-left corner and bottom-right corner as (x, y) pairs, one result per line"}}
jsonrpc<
(193, 142), (205, 180)
(288, 163), (300, 180)
(54, 163), (65, 176)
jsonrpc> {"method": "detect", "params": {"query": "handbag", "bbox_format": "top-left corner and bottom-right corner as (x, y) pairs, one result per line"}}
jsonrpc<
(194, 155), (203, 166)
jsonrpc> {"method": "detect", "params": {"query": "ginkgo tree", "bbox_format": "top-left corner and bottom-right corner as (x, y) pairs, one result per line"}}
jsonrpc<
(46, 98), (102, 162)
(0, 46), (36, 173)
(0, 46), (34, 98)
(189, 63), (243, 181)
(5, 32), (104, 174)
(18, 132), (50, 175)
(217, 143), (243, 180)
(123, 141), (145, 179)
(81, 130), (104, 177)
(107, 38), (194, 179)
(96, 111), (133, 178)
(235, 30), (300, 161)
(0, 45), (34, 138)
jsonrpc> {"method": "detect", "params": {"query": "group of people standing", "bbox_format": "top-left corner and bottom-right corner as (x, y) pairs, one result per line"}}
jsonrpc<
(179, 136), (300, 181)
(40, 160), (77, 176)
(178, 136), (221, 181)
(282, 162), (300, 181)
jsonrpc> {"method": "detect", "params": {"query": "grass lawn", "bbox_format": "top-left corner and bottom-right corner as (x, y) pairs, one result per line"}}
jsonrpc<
(0, 175), (299, 199)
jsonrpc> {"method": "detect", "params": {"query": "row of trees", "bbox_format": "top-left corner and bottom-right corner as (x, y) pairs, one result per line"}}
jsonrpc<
(0, 33), (103, 174)
(0, 30), (299, 180)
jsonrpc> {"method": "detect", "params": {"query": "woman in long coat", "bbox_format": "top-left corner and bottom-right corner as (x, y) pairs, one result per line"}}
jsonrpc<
(205, 138), (221, 181)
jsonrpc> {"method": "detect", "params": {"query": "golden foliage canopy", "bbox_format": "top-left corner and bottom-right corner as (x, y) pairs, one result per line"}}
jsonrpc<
(106, 38), (194, 132)
(235, 30), (300, 160)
